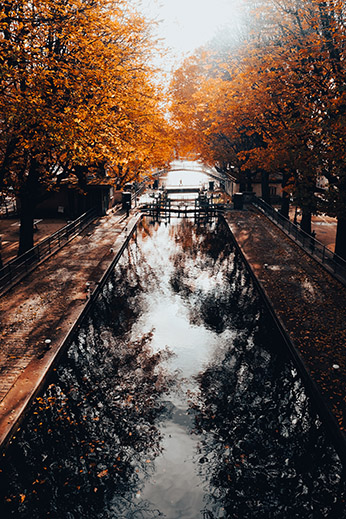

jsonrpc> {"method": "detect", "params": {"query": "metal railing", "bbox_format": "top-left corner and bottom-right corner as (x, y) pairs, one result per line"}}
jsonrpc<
(0, 208), (97, 293)
(252, 197), (346, 284)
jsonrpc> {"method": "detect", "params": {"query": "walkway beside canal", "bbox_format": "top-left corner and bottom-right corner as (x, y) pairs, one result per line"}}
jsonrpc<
(226, 207), (346, 442)
(0, 208), (139, 453)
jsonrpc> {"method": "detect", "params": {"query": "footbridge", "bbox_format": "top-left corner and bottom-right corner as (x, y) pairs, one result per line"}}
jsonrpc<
(139, 189), (226, 220)
(152, 160), (230, 183)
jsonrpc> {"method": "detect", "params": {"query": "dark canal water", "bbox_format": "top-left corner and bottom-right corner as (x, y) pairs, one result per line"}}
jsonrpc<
(1, 217), (346, 518)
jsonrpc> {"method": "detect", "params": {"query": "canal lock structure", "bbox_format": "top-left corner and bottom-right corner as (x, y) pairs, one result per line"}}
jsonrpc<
(1, 216), (346, 518)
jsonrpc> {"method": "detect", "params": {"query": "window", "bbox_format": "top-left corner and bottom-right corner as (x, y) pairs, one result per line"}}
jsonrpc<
(270, 187), (277, 196)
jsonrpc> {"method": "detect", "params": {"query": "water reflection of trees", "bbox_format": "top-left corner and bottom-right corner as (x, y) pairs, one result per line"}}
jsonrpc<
(0, 294), (174, 518)
(94, 226), (164, 337)
(165, 218), (346, 516)
(3, 216), (346, 517)
(169, 218), (259, 334)
(190, 311), (346, 517)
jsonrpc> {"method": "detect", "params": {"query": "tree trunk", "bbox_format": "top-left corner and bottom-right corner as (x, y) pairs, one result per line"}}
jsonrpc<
(17, 157), (40, 256)
(261, 170), (270, 204)
(335, 217), (346, 262)
(279, 192), (290, 218)
(246, 172), (253, 192)
(300, 210), (312, 235)
(239, 173), (246, 192)
(279, 172), (290, 218)
(18, 195), (35, 256)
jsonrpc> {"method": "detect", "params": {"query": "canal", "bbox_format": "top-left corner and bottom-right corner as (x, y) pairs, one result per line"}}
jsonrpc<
(1, 206), (346, 515)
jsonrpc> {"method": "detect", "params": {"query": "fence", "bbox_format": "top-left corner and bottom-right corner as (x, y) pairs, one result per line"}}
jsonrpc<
(252, 197), (346, 285)
(0, 208), (97, 294)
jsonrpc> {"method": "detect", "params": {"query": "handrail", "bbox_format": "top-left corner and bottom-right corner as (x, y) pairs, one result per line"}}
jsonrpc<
(252, 197), (346, 285)
(0, 208), (97, 294)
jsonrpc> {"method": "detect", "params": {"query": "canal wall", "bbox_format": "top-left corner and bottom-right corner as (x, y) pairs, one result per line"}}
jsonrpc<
(0, 210), (141, 455)
(225, 208), (346, 465)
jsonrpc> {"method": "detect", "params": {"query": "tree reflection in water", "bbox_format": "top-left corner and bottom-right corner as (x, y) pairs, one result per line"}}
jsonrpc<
(166, 218), (346, 517)
(1, 295), (174, 518)
(1, 216), (346, 518)
(191, 333), (346, 517)
(169, 219), (258, 336)
(187, 259), (346, 515)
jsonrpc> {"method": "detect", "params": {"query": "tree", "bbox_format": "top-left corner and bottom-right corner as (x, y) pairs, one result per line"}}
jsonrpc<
(170, 0), (346, 250)
(241, 0), (346, 244)
(0, 0), (173, 256)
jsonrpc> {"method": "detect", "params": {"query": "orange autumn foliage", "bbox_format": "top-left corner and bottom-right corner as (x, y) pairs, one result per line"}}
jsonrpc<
(170, 0), (346, 252)
(0, 0), (173, 254)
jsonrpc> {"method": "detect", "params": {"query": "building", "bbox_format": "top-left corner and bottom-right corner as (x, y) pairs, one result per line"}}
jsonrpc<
(34, 181), (121, 220)
(223, 170), (283, 203)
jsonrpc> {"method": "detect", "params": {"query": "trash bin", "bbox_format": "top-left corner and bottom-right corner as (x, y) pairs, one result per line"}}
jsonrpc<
(233, 193), (244, 210)
(122, 191), (132, 210)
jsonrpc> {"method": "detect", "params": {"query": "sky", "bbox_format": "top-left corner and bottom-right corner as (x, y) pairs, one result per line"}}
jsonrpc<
(138, 0), (242, 61)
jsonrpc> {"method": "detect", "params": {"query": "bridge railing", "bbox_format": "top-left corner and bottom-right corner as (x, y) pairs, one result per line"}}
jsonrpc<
(140, 196), (226, 217)
(252, 196), (346, 284)
(0, 208), (97, 294)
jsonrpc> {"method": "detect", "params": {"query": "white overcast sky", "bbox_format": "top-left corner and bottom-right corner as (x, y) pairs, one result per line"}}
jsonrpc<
(137, 0), (242, 59)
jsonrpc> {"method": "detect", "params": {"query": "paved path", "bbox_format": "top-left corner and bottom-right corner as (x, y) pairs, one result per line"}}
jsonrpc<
(226, 207), (346, 441)
(0, 209), (139, 452)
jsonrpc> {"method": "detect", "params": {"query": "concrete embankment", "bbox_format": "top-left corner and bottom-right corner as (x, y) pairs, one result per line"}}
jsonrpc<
(225, 207), (346, 464)
(0, 209), (141, 454)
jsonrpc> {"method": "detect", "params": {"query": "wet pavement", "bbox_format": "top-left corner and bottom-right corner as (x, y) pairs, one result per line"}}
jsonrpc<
(0, 208), (139, 452)
(226, 206), (346, 441)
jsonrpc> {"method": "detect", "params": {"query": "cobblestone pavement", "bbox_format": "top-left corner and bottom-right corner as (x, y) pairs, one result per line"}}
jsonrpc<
(226, 207), (346, 439)
(0, 208), (139, 451)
